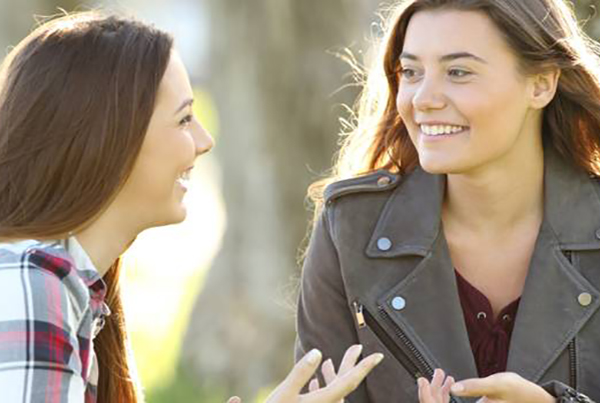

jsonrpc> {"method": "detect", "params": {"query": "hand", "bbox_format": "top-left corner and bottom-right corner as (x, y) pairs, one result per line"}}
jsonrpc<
(228, 345), (383, 403)
(418, 368), (454, 403)
(450, 372), (556, 403)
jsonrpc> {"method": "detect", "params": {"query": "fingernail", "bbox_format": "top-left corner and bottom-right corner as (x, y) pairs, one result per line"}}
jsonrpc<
(417, 377), (425, 388)
(373, 353), (384, 365)
(354, 344), (364, 355)
(307, 349), (322, 365)
(451, 383), (464, 394)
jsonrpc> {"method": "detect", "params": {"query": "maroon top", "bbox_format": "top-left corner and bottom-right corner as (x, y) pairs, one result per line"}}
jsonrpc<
(455, 270), (521, 377)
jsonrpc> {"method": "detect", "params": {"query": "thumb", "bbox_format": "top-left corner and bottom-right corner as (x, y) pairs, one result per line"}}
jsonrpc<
(451, 377), (501, 398)
(282, 349), (323, 394)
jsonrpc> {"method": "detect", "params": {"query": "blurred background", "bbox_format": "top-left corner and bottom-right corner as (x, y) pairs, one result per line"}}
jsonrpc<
(0, 0), (598, 402)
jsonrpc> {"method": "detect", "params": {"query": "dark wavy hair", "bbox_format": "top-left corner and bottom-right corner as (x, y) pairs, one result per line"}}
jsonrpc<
(0, 12), (173, 402)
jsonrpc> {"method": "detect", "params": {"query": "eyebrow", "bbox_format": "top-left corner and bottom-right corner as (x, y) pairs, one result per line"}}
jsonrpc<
(400, 52), (488, 64)
(175, 98), (194, 114)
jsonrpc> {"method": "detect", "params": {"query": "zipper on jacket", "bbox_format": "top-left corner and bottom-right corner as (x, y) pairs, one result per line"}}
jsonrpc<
(353, 301), (433, 379)
(562, 250), (578, 389)
(353, 301), (458, 403)
(568, 338), (577, 388)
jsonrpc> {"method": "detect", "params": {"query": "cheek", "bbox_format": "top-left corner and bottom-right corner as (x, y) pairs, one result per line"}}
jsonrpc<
(396, 86), (414, 120)
(458, 78), (527, 126)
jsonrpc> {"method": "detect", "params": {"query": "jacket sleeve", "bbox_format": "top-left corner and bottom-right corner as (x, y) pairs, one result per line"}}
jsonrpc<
(0, 255), (86, 402)
(295, 207), (370, 401)
(542, 381), (596, 402)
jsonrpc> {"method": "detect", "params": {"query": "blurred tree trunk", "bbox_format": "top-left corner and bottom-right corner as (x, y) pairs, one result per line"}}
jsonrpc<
(573, 0), (600, 39)
(181, 0), (379, 398)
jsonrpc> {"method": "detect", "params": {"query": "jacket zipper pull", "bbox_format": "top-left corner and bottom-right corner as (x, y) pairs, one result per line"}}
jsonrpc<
(353, 301), (366, 329)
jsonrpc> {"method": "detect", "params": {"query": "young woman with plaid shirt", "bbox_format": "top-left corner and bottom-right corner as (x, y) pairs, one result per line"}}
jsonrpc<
(0, 13), (382, 403)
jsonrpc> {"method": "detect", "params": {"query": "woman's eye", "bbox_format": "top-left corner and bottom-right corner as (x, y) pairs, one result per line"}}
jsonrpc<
(179, 114), (193, 127)
(448, 68), (472, 79)
(399, 67), (419, 80)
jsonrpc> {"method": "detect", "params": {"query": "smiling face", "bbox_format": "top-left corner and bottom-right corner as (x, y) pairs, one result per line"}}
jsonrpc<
(396, 9), (544, 175)
(114, 50), (213, 229)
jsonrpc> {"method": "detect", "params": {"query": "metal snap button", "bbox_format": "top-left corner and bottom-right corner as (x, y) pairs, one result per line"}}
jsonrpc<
(578, 292), (593, 307)
(391, 296), (406, 311)
(377, 176), (391, 187)
(477, 312), (487, 320)
(377, 237), (392, 251)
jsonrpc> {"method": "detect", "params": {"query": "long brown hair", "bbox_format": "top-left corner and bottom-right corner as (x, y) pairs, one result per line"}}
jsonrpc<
(0, 12), (173, 402)
(311, 0), (600, 205)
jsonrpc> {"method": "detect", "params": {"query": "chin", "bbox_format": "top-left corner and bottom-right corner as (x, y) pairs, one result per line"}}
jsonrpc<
(170, 205), (188, 224)
(418, 157), (455, 175)
(153, 205), (187, 228)
(418, 152), (474, 175)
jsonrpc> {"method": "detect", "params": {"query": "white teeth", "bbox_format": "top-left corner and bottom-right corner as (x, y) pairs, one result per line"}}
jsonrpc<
(176, 178), (189, 191)
(420, 124), (466, 136)
(176, 169), (192, 189)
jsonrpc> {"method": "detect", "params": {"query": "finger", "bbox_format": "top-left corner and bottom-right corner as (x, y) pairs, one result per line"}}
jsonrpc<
(442, 376), (455, 398)
(431, 368), (445, 390)
(337, 344), (363, 376)
(322, 359), (336, 385)
(418, 378), (433, 403)
(309, 378), (320, 393)
(282, 349), (323, 395)
(450, 376), (502, 398)
(308, 353), (383, 401)
(227, 397), (242, 403)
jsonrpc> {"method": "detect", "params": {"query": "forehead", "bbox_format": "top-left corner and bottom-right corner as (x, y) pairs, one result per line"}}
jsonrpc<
(156, 50), (193, 104)
(402, 9), (514, 60)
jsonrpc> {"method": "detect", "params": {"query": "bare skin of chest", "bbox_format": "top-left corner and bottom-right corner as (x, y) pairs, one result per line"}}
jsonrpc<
(444, 223), (540, 318)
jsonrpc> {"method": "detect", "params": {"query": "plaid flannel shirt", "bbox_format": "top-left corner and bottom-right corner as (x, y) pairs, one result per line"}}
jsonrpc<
(0, 237), (110, 402)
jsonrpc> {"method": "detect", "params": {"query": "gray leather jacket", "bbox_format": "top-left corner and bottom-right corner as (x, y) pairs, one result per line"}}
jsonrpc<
(296, 150), (600, 402)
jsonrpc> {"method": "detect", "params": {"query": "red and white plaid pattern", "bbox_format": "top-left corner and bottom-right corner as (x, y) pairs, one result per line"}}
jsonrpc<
(0, 238), (109, 402)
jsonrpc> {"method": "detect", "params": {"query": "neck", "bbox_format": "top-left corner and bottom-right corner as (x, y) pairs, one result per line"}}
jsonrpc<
(442, 142), (544, 237)
(75, 211), (140, 277)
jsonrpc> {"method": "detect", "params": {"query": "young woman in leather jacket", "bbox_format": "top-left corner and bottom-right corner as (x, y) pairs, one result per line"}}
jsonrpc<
(296, 1), (600, 402)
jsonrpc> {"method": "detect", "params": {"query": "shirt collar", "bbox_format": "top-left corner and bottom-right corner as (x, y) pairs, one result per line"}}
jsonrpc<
(63, 236), (108, 302)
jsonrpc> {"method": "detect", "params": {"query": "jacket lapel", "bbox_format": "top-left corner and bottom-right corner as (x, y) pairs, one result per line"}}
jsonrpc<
(507, 151), (600, 380)
(365, 167), (479, 381)
(379, 232), (480, 381)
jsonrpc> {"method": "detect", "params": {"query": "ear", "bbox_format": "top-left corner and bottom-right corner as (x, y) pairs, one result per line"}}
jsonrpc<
(529, 68), (561, 109)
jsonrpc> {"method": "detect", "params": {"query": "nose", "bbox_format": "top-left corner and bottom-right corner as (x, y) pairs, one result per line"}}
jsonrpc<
(412, 76), (446, 111)
(192, 119), (214, 156)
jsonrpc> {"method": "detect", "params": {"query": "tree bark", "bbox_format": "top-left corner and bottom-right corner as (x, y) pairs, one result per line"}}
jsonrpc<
(181, 0), (379, 397)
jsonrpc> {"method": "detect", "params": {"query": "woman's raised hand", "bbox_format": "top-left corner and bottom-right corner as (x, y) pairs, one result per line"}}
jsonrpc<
(449, 372), (555, 403)
(227, 344), (383, 403)
(418, 369), (455, 403)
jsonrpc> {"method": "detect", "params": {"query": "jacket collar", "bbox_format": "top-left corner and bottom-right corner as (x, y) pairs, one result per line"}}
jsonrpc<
(367, 148), (600, 257)
(543, 149), (600, 249)
(365, 166), (445, 258)
(365, 148), (600, 382)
